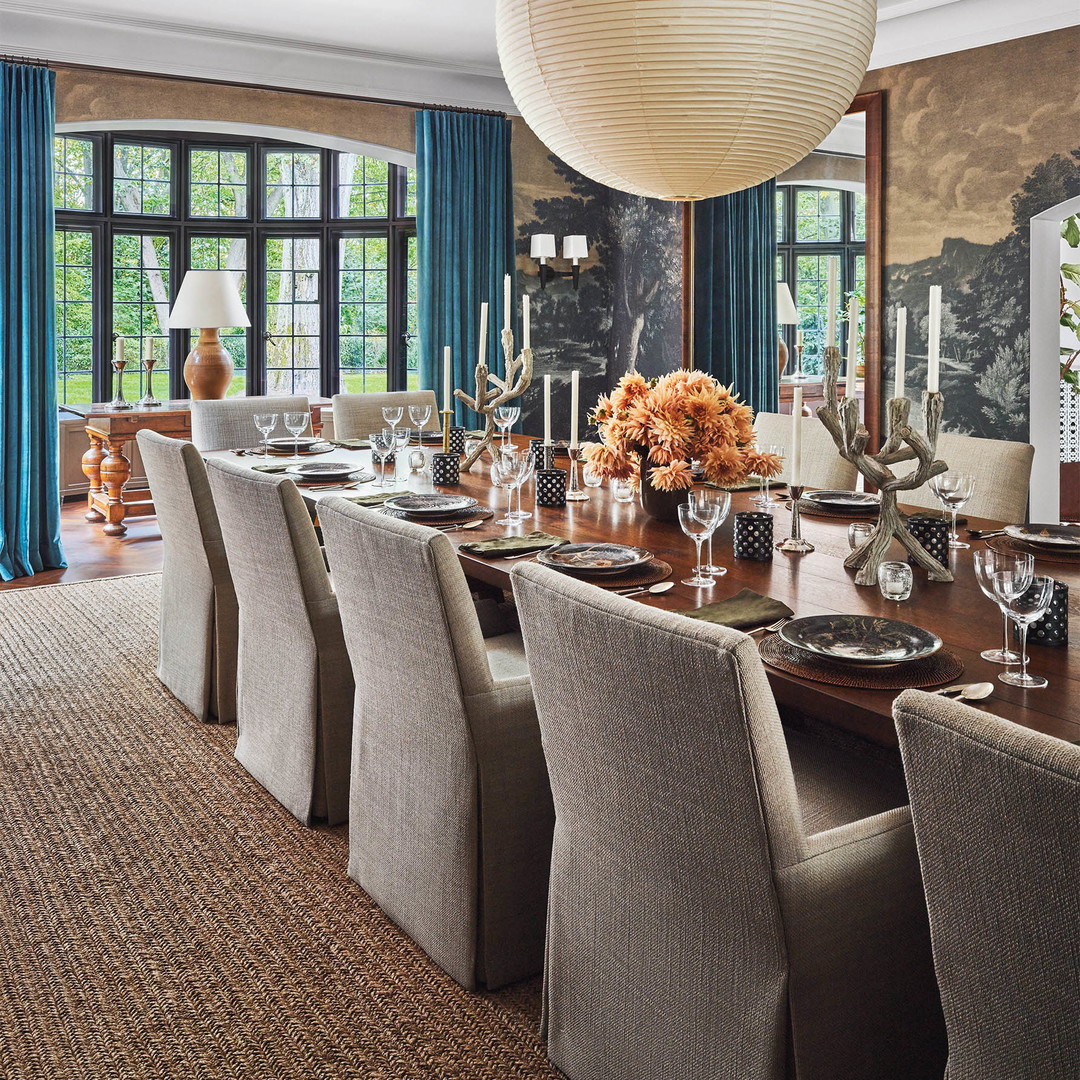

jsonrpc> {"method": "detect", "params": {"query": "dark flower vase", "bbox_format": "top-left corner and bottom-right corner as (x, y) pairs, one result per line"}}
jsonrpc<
(638, 458), (684, 522)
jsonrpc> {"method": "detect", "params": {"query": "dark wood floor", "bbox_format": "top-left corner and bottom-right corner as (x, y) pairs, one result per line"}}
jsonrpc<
(0, 500), (163, 591)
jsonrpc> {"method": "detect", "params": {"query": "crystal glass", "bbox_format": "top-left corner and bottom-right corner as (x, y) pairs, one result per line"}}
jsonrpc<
(491, 449), (527, 526)
(877, 561), (913, 602)
(582, 464), (604, 489)
(973, 549), (1033, 664)
(254, 413), (278, 458)
(612, 478), (636, 503)
(494, 405), (521, 450)
(511, 454), (535, 521)
(848, 521), (874, 550)
(369, 428), (395, 487)
(993, 574), (1055, 688)
(679, 500), (721, 587)
(691, 488), (731, 576)
(408, 403), (432, 448)
(751, 444), (784, 510)
(283, 410), (309, 450)
(929, 471), (976, 548)
(381, 405), (404, 433)
(392, 427), (411, 484)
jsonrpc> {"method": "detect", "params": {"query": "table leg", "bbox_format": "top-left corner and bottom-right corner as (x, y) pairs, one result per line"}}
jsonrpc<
(100, 437), (132, 537)
(82, 434), (106, 523)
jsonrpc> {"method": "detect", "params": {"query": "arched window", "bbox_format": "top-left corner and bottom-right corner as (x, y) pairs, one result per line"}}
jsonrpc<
(53, 131), (417, 404)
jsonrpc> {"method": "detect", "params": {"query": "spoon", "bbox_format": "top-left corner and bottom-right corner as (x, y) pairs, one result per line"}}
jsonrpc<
(934, 681), (995, 702)
(437, 519), (486, 532)
(616, 581), (675, 598)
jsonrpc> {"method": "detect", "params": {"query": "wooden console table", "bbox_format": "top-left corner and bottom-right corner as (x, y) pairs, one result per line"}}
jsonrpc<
(61, 400), (328, 536)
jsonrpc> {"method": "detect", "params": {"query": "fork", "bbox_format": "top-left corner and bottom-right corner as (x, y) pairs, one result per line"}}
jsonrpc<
(747, 617), (790, 634)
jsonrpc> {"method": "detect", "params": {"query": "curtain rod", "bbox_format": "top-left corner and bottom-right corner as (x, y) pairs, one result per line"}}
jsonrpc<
(0, 55), (51, 67)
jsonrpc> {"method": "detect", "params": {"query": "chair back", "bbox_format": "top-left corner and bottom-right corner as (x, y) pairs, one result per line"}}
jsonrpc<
(331, 391), (440, 441)
(137, 429), (237, 723)
(511, 562), (803, 1080)
(753, 411), (858, 490)
(894, 689), (1080, 1080)
(190, 395), (311, 451)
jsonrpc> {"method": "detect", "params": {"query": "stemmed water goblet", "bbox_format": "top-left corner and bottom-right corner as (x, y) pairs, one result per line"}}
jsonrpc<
(491, 449), (527, 527)
(511, 454), (535, 521)
(381, 405), (404, 442)
(992, 573), (1055, 688)
(369, 428), (395, 487)
(691, 488), (731, 576)
(678, 500), (721, 587)
(408, 403), (432, 448)
(254, 413), (278, 459)
(283, 410), (309, 452)
(751, 444), (785, 510)
(973, 549), (1033, 664)
(929, 471), (976, 548)
(494, 406), (521, 450)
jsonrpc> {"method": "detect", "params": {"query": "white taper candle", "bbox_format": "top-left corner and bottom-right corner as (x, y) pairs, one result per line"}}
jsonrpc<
(825, 259), (838, 349)
(443, 346), (452, 412)
(116, 337), (124, 363)
(791, 388), (803, 487)
(845, 295), (860, 399)
(894, 307), (907, 400)
(570, 369), (580, 447)
(927, 286), (941, 394)
(522, 294), (531, 351)
(543, 373), (551, 443)
(477, 302), (488, 370)
(503, 275), (511, 334)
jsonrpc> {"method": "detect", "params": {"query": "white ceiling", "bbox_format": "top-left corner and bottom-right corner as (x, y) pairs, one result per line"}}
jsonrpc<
(2, 0), (1078, 111)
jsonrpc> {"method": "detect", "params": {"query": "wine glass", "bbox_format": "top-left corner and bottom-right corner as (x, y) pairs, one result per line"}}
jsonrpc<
(929, 472), (976, 548)
(491, 449), (526, 526)
(254, 413), (278, 458)
(691, 488), (731, 576)
(511, 454), (535, 521)
(973, 549), (1033, 664)
(993, 573), (1055, 688)
(392, 427), (411, 485)
(369, 429), (395, 487)
(408, 403), (432, 448)
(679, 500), (721, 587)
(751, 444), (784, 510)
(283, 410), (309, 451)
(494, 406), (521, 450)
(381, 405), (404, 441)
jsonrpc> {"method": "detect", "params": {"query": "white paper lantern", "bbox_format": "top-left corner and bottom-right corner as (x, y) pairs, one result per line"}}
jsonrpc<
(496, 0), (877, 202)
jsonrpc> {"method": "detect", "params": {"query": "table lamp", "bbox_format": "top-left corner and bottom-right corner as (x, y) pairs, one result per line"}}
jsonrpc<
(776, 282), (799, 380)
(168, 270), (250, 400)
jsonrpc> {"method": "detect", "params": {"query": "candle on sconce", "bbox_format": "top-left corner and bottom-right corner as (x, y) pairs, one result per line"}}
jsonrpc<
(570, 369), (580, 447)
(825, 258), (838, 349)
(522, 294), (531, 351)
(845, 294), (860, 399)
(926, 286), (941, 394)
(543, 372), (552, 444)
(894, 306), (907, 400)
(790, 387), (803, 487)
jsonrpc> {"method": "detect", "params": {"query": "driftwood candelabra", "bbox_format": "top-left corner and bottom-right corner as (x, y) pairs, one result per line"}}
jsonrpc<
(817, 345), (952, 585)
(454, 327), (533, 471)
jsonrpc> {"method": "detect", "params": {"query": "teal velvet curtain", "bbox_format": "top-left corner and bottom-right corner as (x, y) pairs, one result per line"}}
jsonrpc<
(0, 63), (65, 580)
(693, 179), (778, 415)
(416, 110), (515, 426)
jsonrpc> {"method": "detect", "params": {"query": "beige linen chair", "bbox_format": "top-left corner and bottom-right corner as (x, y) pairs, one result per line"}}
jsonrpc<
(897, 431), (1033, 521)
(137, 430), (237, 724)
(753, 410), (858, 490)
(317, 496), (553, 990)
(894, 690), (1080, 1080)
(330, 390), (440, 441)
(511, 562), (946, 1080)
(205, 457), (353, 825)
(190, 395), (312, 451)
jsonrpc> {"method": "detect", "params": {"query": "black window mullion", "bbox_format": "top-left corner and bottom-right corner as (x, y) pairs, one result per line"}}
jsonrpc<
(387, 223), (406, 392)
(322, 223), (338, 399)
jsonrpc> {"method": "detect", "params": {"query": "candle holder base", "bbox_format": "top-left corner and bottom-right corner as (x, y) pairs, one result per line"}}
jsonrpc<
(776, 485), (814, 554)
(776, 536), (816, 554)
(565, 447), (590, 501)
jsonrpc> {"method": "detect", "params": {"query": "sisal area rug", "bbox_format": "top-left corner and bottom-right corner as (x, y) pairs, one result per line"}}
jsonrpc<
(0, 575), (560, 1080)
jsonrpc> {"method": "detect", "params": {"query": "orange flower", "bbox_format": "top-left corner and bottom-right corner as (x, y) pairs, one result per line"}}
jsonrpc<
(648, 459), (695, 491)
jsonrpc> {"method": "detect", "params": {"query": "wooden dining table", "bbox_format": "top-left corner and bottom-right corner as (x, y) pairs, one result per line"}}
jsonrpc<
(207, 440), (1080, 749)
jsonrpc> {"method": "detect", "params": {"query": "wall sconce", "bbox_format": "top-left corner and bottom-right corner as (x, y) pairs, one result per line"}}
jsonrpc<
(530, 233), (590, 289)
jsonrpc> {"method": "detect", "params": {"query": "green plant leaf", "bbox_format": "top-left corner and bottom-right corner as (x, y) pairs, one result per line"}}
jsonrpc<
(1061, 263), (1080, 285)
(1064, 216), (1080, 248)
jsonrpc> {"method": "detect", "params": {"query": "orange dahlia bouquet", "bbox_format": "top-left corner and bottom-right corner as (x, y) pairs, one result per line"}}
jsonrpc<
(584, 370), (781, 492)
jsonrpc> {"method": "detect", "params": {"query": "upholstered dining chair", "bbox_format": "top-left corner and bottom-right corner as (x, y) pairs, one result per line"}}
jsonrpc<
(137, 430), (237, 724)
(896, 431), (1033, 521)
(753, 410), (858, 490)
(204, 457), (353, 826)
(330, 390), (440, 441)
(317, 496), (554, 991)
(190, 395), (312, 452)
(894, 690), (1080, 1080)
(511, 562), (946, 1080)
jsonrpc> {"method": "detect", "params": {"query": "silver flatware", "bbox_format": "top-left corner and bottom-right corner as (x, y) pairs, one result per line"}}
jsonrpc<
(615, 581), (675, 598)
(502, 547), (546, 558)
(967, 529), (1006, 540)
(933, 681), (995, 702)
(436, 519), (486, 532)
(747, 616), (791, 634)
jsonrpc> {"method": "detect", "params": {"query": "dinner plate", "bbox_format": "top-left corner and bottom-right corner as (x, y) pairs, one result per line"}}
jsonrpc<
(802, 490), (880, 510)
(285, 461), (359, 481)
(260, 441), (333, 456)
(382, 493), (478, 516)
(535, 542), (653, 576)
(1003, 523), (1080, 549)
(267, 436), (320, 451)
(779, 614), (942, 667)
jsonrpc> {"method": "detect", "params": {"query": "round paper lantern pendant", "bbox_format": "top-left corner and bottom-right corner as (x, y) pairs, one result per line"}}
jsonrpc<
(496, 0), (877, 201)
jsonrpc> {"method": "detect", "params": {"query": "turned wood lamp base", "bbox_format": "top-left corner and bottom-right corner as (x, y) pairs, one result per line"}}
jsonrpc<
(183, 327), (234, 400)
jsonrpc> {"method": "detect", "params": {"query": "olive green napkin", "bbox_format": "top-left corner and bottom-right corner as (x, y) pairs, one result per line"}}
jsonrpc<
(681, 588), (794, 630)
(327, 438), (371, 450)
(342, 490), (412, 507)
(249, 462), (295, 474)
(459, 531), (567, 558)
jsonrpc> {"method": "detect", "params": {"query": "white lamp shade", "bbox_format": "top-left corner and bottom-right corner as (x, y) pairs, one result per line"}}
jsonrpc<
(168, 270), (251, 329)
(776, 282), (799, 324)
(530, 233), (557, 259)
(497, 0), (877, 201)
(562, 235), (589, 260)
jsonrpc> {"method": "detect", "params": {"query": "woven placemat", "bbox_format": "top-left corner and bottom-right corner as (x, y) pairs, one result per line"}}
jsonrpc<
(795, 499), (879, 521)
(379, 505), (495, 524)
(985, 533), (1080, 567)
(758, 634), (963, 689)
(590, 559), (673, 590)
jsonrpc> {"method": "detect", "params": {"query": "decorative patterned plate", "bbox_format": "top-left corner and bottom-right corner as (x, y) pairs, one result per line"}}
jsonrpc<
(535, 542), (653, 576)
(267, 436), (320, 452)
(1003, 523), (1080, 549)
(379, 505), (495, 524)
(382, 493), (478, 516)
(286, 460), (363, 480)
(985, 534), (1080, 566)
(803, 490), (880, 510)
(779, 614), (942, 666)
(257, 442), (334, 456)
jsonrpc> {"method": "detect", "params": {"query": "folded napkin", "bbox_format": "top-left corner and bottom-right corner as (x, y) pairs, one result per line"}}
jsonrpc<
(327, 438), (371, 450)
(459, 531), (567, 558)
(681, 588), (794, 630)
(250, 462), (295, 474)
(341, 490), (412, 507)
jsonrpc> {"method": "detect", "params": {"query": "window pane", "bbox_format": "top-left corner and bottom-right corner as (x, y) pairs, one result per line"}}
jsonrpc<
(55, 230), (94, 404)
(406, 234), (419, 389)
(54, 136), (94, 211)
(775, 188), (785, 243)
(189, 148), (249, 218)
(112, 233), (172, 397)
(336, 154), (388, 218)
(405, 167), (417, 218)
(337, 236), (388, 393)
(794, 254), (844, 376)
(265, 237), (321, 395)
(113, 143), (173, 215)
(265, 151), (321, 218)
(190, 236), (249, 396)
(852, 192), (866, 242)
(795, 188), (841, 243)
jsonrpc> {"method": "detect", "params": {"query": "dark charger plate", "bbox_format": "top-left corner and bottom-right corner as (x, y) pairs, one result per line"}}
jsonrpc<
(779, 614), (942, 666)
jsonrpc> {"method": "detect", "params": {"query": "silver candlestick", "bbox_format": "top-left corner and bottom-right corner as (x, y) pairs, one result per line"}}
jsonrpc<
(777, 484), (815, 553)
(109, 358), (134, 410)
(565, 446), (589, 501)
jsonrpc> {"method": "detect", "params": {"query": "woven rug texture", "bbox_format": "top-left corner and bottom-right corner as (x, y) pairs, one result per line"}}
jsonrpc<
(0, 574), (557, 1080)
